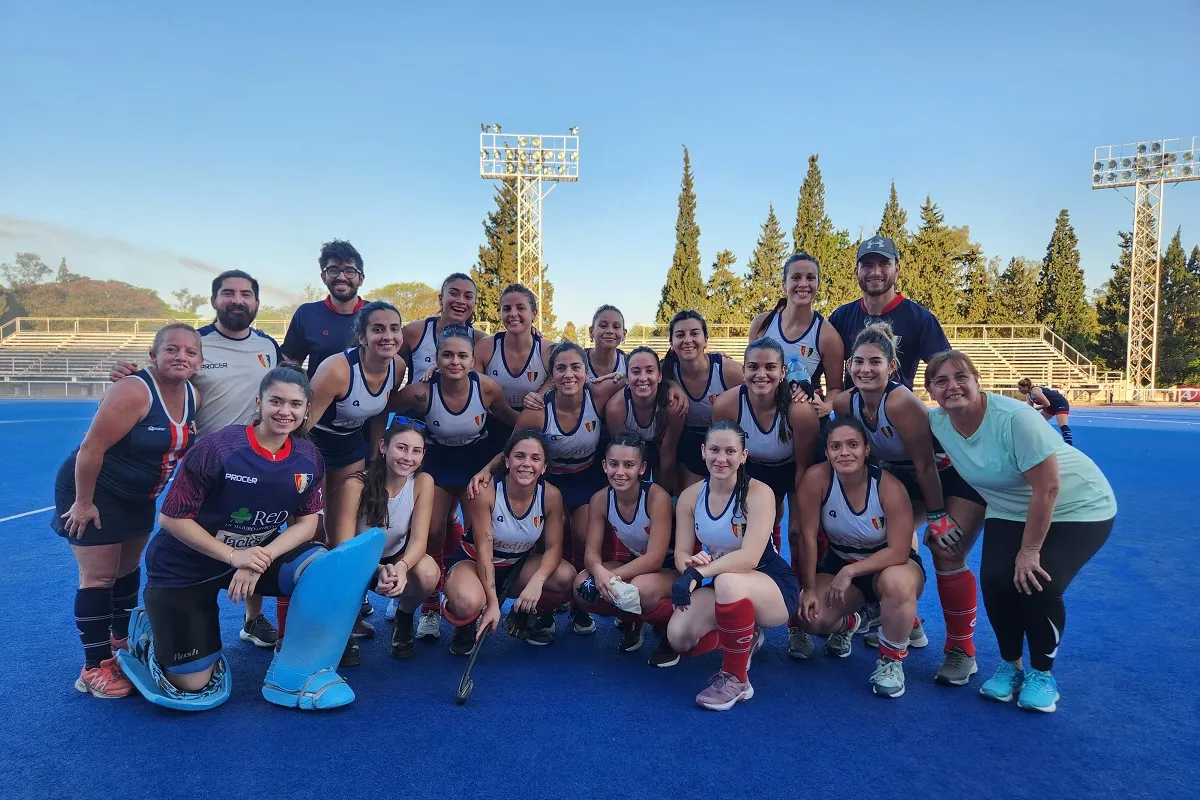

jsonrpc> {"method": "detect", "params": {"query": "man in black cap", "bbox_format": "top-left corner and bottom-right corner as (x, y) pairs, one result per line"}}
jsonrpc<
(828, 235), (949, 389)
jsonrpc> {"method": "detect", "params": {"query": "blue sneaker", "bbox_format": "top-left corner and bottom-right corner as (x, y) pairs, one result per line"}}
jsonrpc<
(1017, 669), (1059, 713)
(979, 662), (1024, 703)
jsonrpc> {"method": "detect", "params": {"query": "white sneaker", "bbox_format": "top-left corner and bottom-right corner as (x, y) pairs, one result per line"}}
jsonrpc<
(385, 598), (399, 621)
(417, 609), (442, 641)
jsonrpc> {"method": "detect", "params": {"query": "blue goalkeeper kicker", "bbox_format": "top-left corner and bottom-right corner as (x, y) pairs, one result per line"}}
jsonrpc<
(118, 607), (232, 711)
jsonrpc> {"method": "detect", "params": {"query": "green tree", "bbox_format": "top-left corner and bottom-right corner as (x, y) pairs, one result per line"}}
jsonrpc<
(993, 257), (1042, 324)
(656, 146), (705, 328)
(877, 181), (910, 254)
(821, 229), (861, 312)
(373, 281), (440, 320)
(1157, 228), (1200, 385)
(1093, 231), (1132, 370)
(21, 278), (170, 317)
(562, 321), (579, 343)
(704, 249), (743, 324)
(742, 205), (788, 316)
(171, 288), (207, 315)
(959, 253), (998, 324)
(0, 252), (51, 291)
(792, 154), (835, 267)
(56, 257), (82, 283)
(1036, 209), (1095, 350)
(904, 197), (972, 322)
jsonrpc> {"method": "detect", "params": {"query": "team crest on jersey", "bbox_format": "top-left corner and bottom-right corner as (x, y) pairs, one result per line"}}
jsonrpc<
(257, 353), (271, 368)
(527, 371), (538, 382)
(187, 421), (197, 436)
(533, 516), (543, 527)
(731, 521), (746, 539)
(644, 525), (652, 535)
(585, 420), (597, 432)
(708, 395), (718, 404)
(871, 516), (885, 531)
(474, 414), (484, 426)
(294, 473), (313, 493)
(880, 425), (894, 438)
(799, 345), (814, 358)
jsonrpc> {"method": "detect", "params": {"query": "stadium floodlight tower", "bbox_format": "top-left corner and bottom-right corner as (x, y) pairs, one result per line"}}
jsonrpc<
(1092, 136), (1199, 402)
(480, 123), (580, 329)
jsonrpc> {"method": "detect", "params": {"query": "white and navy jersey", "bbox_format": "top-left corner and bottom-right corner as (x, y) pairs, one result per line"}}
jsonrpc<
(362, 477), (416, 559)
(585, 348), (627, 380)
(737, 386), (793, 466)
(425, 373), (488, 447)
(693, 479), (755, 559)
(1029, 386), (1069, 411)
(193, 324), (281, 437)
(620, 387), (659, 442)
(849, 382), (917, 468)
(485, 332), (545, 409)
(673, 353), (728, 432)
(408, 317), (477, 378)
(764, 310), (825, 381)
(543, 388), (602, 474)
(463, 479), (546, 566)
(607, 483), (655, 557)
(314, 348), (397, 438)
(820, 465), (888, 562)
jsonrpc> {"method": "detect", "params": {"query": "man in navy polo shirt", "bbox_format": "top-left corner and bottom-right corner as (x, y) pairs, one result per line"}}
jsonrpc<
(281, 239), (367, 377)
(828, 235), (949, 390)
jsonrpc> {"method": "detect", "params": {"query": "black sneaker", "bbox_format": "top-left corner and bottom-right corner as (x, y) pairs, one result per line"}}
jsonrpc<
(340, 636), (361, 667)
(352, 616), (376, 639)
(571, 608), (597, 635)
(648, 633), (680, 668)
(360, 595), (374, 618)
(239, 614), (278, 648)
(619, 619), (646, 652)
(450, 621), (478, 657)
(390, 611), (416, 659)
(507, 611), (554, 646)
(533, 611), (556, 635)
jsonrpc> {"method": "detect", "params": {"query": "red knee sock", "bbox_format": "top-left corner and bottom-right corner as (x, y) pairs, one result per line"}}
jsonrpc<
(715, 599), (756, 682)
(640, 598), (673, 628)
(936, 568), (978, 657)
(421, 551), (445, 614)
(444, 519), (464, 554)
(275, 597), (290, 639)
(878, 633), (909, 662)
(684, 630), (719, 658)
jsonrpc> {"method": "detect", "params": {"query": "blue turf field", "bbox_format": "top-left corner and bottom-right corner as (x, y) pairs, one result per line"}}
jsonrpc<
(1, 399), (1195, 799)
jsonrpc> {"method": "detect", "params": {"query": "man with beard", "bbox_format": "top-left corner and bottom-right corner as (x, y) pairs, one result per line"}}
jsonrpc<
(110, 270), (283, 648)
(281, 240), (367, 377)
(828, 236), (949, 390)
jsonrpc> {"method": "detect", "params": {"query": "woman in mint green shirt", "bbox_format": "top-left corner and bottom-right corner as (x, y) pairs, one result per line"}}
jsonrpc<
(925, 351), (1116, 715)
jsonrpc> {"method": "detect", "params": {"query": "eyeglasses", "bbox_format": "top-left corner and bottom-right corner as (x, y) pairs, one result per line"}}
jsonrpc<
(386, 414), (426, 430)
(323, 266), (363, 278)
(929, 372), (975, 391)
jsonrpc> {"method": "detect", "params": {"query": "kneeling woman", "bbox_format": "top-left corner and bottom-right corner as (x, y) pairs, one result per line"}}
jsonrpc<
(573, 433), (679, 661)
(443, 431), (576, 654)
(796, 418), (925, 699)
(120, 366), (386, 711)
(667, 421), (800, 711)
(334, 417), (441, 660)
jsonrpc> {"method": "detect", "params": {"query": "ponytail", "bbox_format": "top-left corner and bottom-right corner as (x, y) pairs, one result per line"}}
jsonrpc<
(761, 296), (787, 333)
(707, 420), (750, 518)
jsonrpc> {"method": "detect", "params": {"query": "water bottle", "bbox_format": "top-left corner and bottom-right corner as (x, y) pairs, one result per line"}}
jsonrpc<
(787, 355), (814, 400)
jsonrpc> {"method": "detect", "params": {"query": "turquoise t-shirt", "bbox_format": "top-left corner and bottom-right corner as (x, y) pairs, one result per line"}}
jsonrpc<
(929, 393), (1116, 523)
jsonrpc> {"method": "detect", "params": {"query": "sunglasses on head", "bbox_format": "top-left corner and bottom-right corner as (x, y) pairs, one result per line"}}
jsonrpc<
(386, 414), (426, 430)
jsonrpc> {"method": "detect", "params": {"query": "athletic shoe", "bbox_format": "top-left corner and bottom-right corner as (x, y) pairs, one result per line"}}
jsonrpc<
(866, 618), (929, 649)
(351, 616), (375, 640)
(935, 647), (979, 686)
(74, 657), (133, 699)
(533, 611), (556, 635)
(417, 609), (442, 641)
(870, 656), (906, 698)
(109, 635), (129, 654)
(385, 598), (399, 621)
(449, 622), (478, 657)
(339, 637), (361, 668)
(239, 614), (278, 648)
(390, 611), (416, 659)
(572, 608), (597, 635)
(788, 627), (815, 660)
(618, 619), (646, 652)
(979, 662), (1024, 703)
(506, 611), (554, 646)
(360, 595), (374, 618)
(1017, 669), (1059, 713)
(648, 634), (680, 668)
(824, 612), (864, 658)
(695, 671), (754, 711)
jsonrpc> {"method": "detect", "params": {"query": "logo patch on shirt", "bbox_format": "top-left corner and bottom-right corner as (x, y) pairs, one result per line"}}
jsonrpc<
(585, 420), (597, 432)
(533, 516), (543, 527)
(257, 354), (271, 368)
(230, 507), (252, 525)
(871, 516), (885, 531)
(225, 473), (258, 484)
(708, 395), (718, 404)
(880, 425), (894, 438)
(799, 345), (814, 358)
(294, 473), (313, 493)
(527, 371), (538, 382)
(474, 414), (484, 426)
(731, 521), (746, 539)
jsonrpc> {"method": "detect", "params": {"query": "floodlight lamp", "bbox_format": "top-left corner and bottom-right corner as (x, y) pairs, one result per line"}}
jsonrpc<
(493, 124), (502, 133)
(506, 164), (514, 173)
(558, 151), (565, 160)
(569, 126), (579, 135)
(1168, 153), (1178, 164)
(1093, 174), (1103, 183)
(493, 150), (501, 159)
(518, 137), (528, 146)
(1122, 170), (1132, 180)
(1107, 171), (1116, 181)
(1184, 152), (1194, 162)
(533, 138), (541, 147)
(558, 166), (566, 175)
(1094, 161), (1104, 171)
(481, 123), (488, 132)
(1151, 141), (1162, 152)
(1108, 159), (1117, 169)
(570, 152), (578, 161)
(1184, 166), (1194, 176)
(505, 149), (513, 159)
(1121, 158), (1131, 168)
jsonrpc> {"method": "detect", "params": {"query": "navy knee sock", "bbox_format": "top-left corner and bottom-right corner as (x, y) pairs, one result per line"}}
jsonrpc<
(76, 588), (113, 668)
(1060, 425), (1073, 445)
(110, 568), (140, 640)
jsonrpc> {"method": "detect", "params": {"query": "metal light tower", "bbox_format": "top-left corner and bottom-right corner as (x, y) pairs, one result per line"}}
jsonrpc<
(1092, 136), (1199, 402)
(480, 124), (580, 329)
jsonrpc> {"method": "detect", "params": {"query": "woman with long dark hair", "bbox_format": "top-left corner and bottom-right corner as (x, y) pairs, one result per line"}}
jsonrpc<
(475, 283), (551, 454)
(399, 272), (486, 377)
(602, 346), (684, 492)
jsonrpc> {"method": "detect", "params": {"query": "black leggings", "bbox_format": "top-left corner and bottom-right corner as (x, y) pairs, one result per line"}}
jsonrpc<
(980, 517), (1114, 672)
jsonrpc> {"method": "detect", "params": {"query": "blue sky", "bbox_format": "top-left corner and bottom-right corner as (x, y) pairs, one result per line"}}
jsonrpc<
(2, 0), (1198, 327)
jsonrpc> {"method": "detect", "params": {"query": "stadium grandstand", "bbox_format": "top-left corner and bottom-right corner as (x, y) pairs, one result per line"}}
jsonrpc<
(1, 316), (1125, 401)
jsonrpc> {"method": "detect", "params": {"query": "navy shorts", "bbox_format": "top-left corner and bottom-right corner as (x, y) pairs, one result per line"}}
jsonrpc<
(483, 416), (515, 459)
(884, 463), (986, 508)
(445, 546), (522, 595)
(756, 549), (801, 618)
(51, 454), (158, 546)
(746, 460), (796, 503)
(424, 436), (495, 488)
(310, 427), (368, 470)
(817, 549), (925, 605)
(678, 427), (709, 479)
(547, 462), (607, 510)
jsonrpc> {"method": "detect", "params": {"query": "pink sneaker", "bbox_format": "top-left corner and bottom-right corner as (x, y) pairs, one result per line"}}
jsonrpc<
(695, 671), (754, 711)
(110, 635), (129, 654)
(75, 656), (133, 699)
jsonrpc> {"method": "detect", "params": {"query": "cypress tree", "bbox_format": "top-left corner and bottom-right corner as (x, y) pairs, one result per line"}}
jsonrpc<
(905, 196), (969, 322)
(1093, 232), (1133, 370)
(656, 146), (706, 328)
(959, 252), (998, 323)
(704, 249), (743, 325)
(993, 256), (1042, 324)
(1036, 209), (1094, 350)
(877, 181), (910, 255)
(743, 204), (789, 316)
(821, 229), (861, 312)
(1157, 228), (1200, 385)
(792, 154), (835, 267)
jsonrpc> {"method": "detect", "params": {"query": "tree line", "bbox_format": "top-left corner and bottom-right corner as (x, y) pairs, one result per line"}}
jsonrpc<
(654, 148), (1200, 385)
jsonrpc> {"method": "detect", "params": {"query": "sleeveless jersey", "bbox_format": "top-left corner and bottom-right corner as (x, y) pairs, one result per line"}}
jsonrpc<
(673, 353), (727, 432)
(820, 465), (888, 562)
(1029, 386), (1067, 410)
(849, 382), (916, 468)
(737, 386), (793, 466)
(543, 388), (602, 474)
(485, 332), (545, 409)
(463, 479), (546, 566)
(620, 387), (659, 442)
(371, 477), (416, 559)
(95, 368), (198, 500)
(607, 482), (655, 557)
(693, 479), (756, 559)
(408, 317), (477, 378)
(764, 310), (825, 380)
(314, 348), (396, 437)
(585, 348), (627, 379)
(425, 373), (488, 447)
